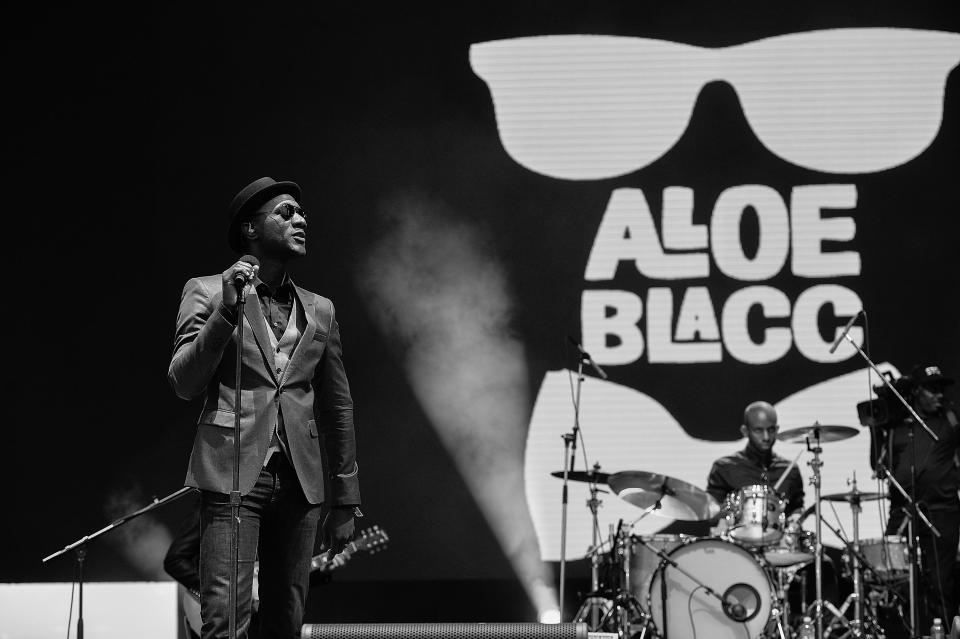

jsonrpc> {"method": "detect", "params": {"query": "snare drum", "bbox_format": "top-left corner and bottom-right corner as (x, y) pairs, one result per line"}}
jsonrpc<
(649, 538), (775, 639)
(764, 529), (815, 566)
(724, 484), (785, 545)
(859, 536), (909, 581)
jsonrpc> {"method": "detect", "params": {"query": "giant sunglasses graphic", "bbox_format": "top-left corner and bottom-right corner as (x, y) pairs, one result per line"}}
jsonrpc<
(470, 29), (960, 179)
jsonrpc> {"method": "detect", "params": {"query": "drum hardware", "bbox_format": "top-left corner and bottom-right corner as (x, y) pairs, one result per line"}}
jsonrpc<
(621, 493), (760, 637)
(764, 528), (816, 567)
(567, 463), (613, 631)
(647, 537), (779, 639)
(857, 537), (909, 583)
(778, 422), (860, 639)
(724, 484), (786, 546)
(811, 488), (888, 639)
(599, 522), (653, 639)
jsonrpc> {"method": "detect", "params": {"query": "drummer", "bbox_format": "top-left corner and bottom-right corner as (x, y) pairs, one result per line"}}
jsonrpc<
(706, 401), (805, 532)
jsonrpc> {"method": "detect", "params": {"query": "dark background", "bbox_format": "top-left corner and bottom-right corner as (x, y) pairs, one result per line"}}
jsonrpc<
(6, 1), (959, 621)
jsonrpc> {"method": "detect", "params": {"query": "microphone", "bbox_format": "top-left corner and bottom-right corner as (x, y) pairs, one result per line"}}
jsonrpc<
(233, 254), (260, 290)
(828, 310), (863, 354)
(567, 336), (608, 380)
(724, 600), (747, 622)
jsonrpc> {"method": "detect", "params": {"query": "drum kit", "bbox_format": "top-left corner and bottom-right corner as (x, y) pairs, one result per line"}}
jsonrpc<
(554, 423), (912, 639)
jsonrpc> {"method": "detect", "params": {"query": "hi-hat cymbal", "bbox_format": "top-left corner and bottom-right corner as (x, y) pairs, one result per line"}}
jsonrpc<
(550, 470), (611, 484)
(608, 471), (721, 521)
(777, 424), (860, 443)
(821, 490), (886, 503)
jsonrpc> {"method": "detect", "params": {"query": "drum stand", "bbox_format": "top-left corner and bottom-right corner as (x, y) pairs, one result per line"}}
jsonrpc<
(573, 467), (612, 631)
(820, 476), (867, 639)
(816, 506), (887, 639)
(597, 523), (651, 639)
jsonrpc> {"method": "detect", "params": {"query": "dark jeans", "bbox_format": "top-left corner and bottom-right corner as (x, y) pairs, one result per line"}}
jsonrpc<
(886, 505), (960, 627)
(199, 454), (322, 639)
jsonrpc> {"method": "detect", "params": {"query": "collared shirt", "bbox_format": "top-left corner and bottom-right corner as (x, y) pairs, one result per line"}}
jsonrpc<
(706, 445), (805, 515)
(255, 275), (294, 341)
(217, 273), (294, 335)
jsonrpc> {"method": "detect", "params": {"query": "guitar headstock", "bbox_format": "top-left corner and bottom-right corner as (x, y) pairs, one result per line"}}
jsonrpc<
(352, 525), (389, 554)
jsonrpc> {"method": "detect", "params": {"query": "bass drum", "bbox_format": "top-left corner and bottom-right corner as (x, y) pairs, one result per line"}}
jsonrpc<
(649, 538), (774, 639)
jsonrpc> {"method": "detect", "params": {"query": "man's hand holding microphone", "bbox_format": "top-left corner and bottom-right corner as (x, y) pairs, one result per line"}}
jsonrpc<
(221, 255), (260, 306)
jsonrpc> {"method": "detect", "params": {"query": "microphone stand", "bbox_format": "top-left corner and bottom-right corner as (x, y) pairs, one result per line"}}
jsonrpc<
(229, 285), (247, 639)
(558, 351), (585, 621)
(42, 487), (196, 639)
(835, 330), (940, 637)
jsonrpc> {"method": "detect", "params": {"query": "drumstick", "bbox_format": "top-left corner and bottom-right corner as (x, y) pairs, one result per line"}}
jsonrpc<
(773, 448), (804, 492)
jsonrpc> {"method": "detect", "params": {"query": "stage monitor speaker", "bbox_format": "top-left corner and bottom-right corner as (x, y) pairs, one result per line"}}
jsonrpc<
(300, 622), (588, 639)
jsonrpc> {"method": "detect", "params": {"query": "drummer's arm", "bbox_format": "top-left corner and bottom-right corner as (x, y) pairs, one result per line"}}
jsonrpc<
(706, 463), (730, 535)
(705, 462), (730, 508)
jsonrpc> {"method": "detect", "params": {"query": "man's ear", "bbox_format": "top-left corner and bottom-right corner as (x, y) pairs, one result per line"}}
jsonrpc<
(241, 221), (258, 240)
(739, 424), (748, 439)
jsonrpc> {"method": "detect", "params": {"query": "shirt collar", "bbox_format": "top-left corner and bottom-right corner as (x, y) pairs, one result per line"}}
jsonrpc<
(253, 273), (294, 300)
(742, 443), (774, 467)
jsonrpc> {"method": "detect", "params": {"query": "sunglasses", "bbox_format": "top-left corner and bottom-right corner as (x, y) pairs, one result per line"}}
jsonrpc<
(471, 28), (960, 179)
(272, 201), (307, 221)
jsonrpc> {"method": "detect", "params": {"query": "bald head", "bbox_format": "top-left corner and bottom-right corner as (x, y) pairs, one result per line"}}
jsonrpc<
(741, 401), (778, 453)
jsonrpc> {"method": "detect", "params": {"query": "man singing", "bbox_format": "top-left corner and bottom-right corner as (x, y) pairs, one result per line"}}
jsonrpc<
(168, 177), (361, 638)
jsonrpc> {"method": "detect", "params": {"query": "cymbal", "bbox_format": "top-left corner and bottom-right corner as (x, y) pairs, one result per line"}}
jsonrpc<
(608, 471), (721, 521)
(777, 424), (860, 443)
(550, 470), (611, 484)
(821, 490), (886, 503)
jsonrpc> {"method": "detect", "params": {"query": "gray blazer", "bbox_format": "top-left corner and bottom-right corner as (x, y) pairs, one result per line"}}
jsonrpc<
(168, 275), (360, 506)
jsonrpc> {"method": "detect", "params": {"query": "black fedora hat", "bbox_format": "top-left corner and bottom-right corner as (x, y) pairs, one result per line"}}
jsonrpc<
(226, 177), (301, 252)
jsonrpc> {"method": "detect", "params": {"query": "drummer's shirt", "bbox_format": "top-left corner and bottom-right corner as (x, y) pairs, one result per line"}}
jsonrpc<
(706, 445), (805, 517)
(887, 411), (960, 512)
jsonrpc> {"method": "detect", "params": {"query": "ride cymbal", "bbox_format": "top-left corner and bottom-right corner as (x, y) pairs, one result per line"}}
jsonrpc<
(608, 471), (721, 521)
(777, 424), (860, 443)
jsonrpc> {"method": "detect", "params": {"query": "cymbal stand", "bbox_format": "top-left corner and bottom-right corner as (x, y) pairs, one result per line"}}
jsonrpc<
(807, 425), (826, 639)
(822, 474), (865, 639)
(574, 463), (610, 630)
(815, 511), (885, 639)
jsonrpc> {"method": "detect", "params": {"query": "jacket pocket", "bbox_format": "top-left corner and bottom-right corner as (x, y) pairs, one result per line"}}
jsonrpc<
(306, 419), (319, 438)
(198, 409), (236, 429)
(312, 331), (328, 342)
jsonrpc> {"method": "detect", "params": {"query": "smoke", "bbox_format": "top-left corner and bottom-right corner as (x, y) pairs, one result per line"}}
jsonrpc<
(358, 189), (556, 613)
(102, 484), (173, 581)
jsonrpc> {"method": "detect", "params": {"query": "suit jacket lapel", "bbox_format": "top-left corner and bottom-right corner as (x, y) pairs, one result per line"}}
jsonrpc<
(286, 285), (317, 379)
(243, 296), (278, 382)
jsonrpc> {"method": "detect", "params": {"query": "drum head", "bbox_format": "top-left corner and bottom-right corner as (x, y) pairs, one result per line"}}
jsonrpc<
(649, 538), (772, 639)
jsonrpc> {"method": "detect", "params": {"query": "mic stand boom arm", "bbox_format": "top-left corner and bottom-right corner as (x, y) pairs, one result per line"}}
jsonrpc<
(836, 331), (938, 443)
